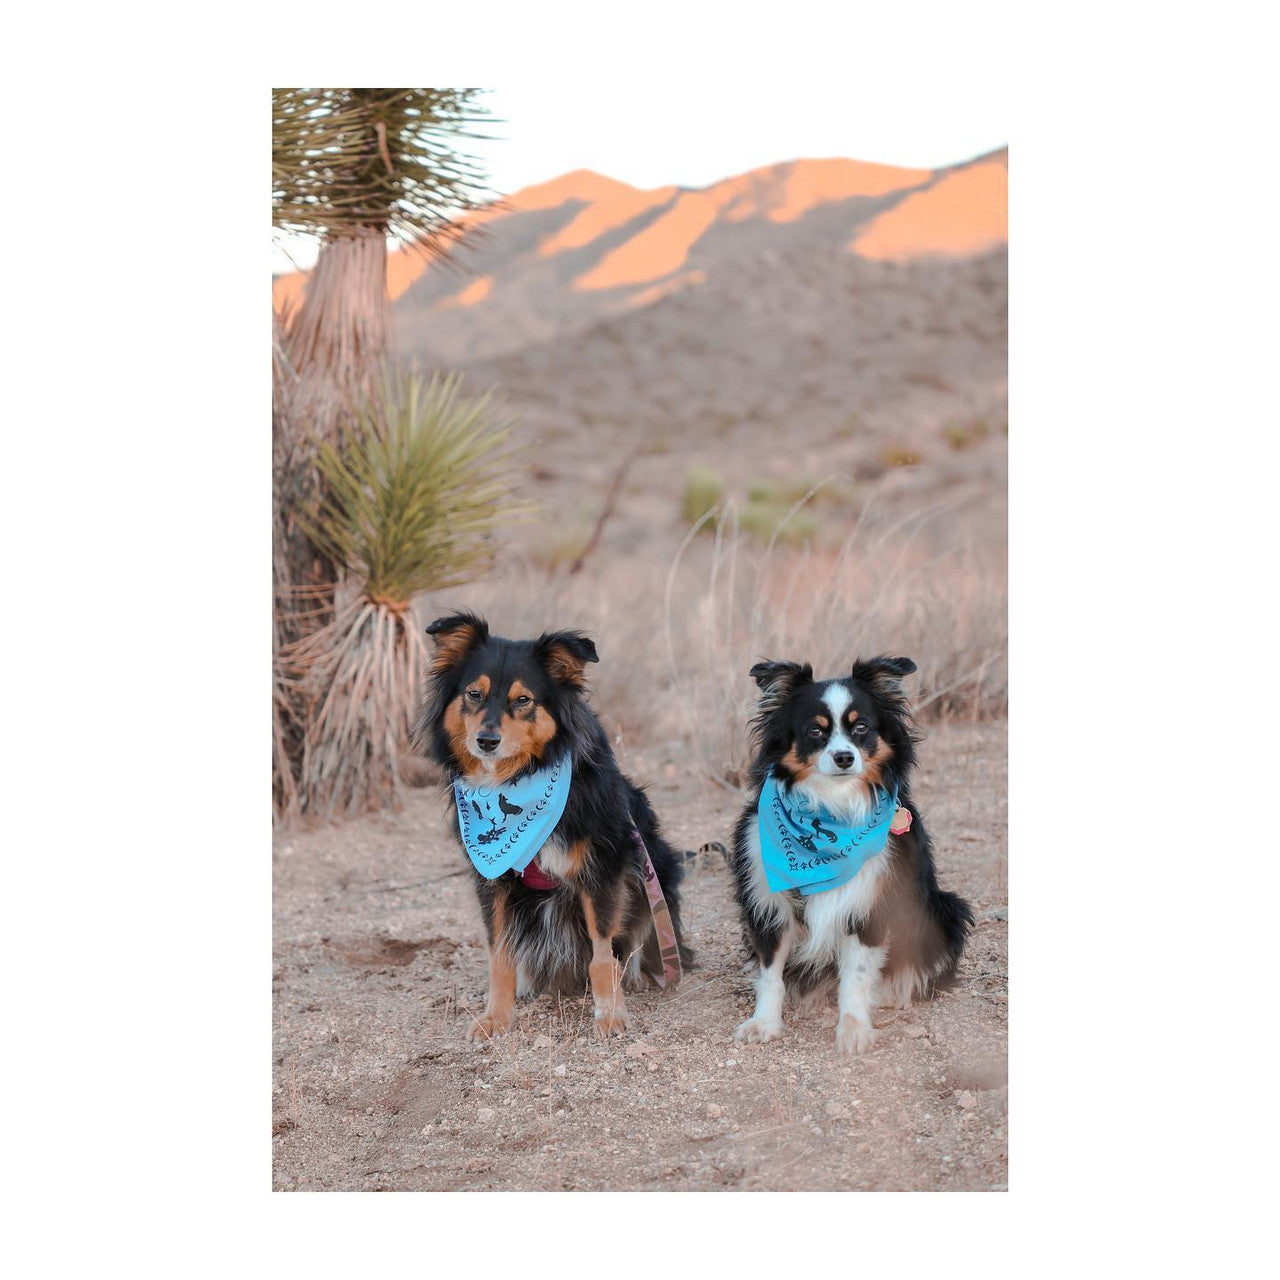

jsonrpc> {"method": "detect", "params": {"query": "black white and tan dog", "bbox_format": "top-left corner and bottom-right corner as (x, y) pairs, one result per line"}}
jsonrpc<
(729, 655), (972, 1054)
(414, 612), (689, 1040)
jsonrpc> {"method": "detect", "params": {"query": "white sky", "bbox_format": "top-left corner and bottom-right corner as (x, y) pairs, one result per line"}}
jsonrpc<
(272, 81), (1006, 273)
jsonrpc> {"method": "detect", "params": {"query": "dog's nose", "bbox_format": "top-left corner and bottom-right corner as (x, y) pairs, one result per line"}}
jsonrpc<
(476, 733), (501, 754)
(831, 750), (855, 770)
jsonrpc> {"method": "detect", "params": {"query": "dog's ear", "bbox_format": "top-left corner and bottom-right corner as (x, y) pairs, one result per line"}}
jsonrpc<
(749, 660), (813, 701)
(851, 655), (917, 697)
(425, 612), (489, 673)
(534, 630), (599, 688)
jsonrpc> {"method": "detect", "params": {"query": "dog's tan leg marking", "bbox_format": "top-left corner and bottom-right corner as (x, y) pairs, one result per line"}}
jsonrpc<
(564, 838), (590, 879)
(581, 892), (628, 1038)
(470, 890), (517, 1040)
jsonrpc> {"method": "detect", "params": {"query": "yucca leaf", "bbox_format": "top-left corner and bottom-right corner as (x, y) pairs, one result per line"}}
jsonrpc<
(272, 88), (496, 252)
(299, 369), (529, 604)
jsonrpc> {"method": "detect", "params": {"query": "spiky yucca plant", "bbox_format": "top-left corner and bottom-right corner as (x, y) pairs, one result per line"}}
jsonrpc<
(283, 372), (523, 818)
(272, 88), (498, 606)
(272, 88), (492, 246)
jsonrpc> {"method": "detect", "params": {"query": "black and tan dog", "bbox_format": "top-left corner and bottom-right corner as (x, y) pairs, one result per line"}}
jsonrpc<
(729, 655), (972, 1054)
(414, 613), (689, 1040)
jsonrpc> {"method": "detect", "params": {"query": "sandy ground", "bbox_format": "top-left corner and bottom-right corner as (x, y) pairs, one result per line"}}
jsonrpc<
(272, 720), (1007, 1192)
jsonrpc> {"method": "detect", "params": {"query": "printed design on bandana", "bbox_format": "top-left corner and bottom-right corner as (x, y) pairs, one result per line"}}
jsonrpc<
(757, 776), (899, 897)
(467, 791), (526, 845)
(454, 756), (572, 879)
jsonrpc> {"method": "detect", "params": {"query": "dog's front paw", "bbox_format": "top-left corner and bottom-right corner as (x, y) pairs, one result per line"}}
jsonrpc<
(835, 1016), (878, 1056)
(734, 1016), (784, 1044)
(468, 1009), (514, 1041)
(594, 1009), (629, 1039)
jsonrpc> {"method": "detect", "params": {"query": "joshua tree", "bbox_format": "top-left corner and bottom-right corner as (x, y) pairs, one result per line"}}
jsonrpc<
(272, 88), (494, 593)
(271, 88), (500, 820)
(272, 88), (493, 426)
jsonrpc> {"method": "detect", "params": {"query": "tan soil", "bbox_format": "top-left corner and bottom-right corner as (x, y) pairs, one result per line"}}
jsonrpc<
(272, 720), (1006, 1192)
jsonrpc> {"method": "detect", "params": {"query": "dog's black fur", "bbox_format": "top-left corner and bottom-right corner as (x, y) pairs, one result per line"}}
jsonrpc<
(729, 655), (972, 1050)
(414, 612), (689, 1039)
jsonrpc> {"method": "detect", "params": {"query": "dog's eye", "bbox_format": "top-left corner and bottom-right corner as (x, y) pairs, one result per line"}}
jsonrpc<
(852, 722), (868, 735)
(807, 726), (825, 739)
(465, 689), (483, 703)
(512, 695), (532, 708)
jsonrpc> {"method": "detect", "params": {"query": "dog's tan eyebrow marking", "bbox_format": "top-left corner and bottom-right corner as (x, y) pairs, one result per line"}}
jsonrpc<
(465, 674), (491, 696)
(508, 680), (534, 701)
(815, 713), (831, 728)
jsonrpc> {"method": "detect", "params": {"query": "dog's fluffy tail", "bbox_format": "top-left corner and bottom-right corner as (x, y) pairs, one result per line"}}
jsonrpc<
(928, 887), (974, 986)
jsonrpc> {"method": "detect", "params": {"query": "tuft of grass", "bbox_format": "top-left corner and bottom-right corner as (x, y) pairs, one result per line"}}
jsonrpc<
(681, 467), (725, 524)
(528, 519), (596, 573)
(944, 418), (993, 451)
(738, 501), (821, 545)
(881, 444), (922, 468)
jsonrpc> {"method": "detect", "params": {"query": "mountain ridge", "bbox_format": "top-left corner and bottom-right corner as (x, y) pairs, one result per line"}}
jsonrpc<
(272, 148), (1007, 365)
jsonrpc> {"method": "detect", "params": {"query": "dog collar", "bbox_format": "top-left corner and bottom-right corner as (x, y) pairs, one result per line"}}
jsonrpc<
(453, 757), (572, 879)
(757, 775), (899, 896)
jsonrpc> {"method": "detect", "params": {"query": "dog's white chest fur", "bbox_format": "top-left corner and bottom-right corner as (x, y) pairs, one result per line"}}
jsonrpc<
(743, 808), (889, 966)
(535, 830), (574, 879)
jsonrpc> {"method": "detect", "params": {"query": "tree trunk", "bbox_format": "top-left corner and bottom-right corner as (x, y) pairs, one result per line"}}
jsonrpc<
(286, 228), (389, 441)
(277, 227), (390, 600)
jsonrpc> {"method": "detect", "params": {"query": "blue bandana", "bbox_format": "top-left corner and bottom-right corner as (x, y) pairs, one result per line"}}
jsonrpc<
(757, 774), (898, 896)
(453, 756), (572, 879)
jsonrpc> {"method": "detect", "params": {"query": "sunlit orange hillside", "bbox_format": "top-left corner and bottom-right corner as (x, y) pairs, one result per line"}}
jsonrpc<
(272, 149), (1007, 364)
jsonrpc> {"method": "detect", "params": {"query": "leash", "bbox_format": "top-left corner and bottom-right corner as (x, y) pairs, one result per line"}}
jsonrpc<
(512, 828), (682, 989)
(629, 826), (683, 989)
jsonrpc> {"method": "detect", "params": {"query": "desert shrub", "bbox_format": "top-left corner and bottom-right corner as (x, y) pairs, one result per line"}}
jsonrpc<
(528, 516), (596, 574)
(738, 500), (821, 544)
(881, 444), (922, 467)
(283, 371), (523, 818)
(944, 418), (992, 451)
(681, 467), (724, 524)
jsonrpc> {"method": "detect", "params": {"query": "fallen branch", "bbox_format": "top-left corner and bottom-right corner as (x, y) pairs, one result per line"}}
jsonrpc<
(567, 443), (642, 575)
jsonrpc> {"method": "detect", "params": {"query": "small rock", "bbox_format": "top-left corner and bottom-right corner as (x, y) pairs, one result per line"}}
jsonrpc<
(707, 1103), (724, 1119)
(554, 1063), (567, 1076)
(956, 1091), (977, 1110)
(477, 1106), (496, 1122)
(465, 1157), (494, 1173)
(903, 1025), (928, 1038)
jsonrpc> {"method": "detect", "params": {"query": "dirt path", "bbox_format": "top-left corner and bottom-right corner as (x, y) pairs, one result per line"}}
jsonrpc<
(272, 721), (1007, 1191)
